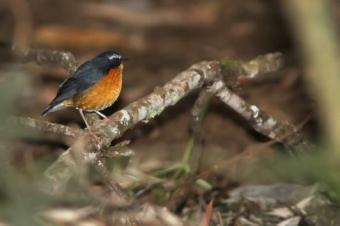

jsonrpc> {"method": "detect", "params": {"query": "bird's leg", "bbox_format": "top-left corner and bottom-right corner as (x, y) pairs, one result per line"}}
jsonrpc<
(94, 110), (107, 119)
(79, 109), (102, 143)
(79, 109), (92, 130)
(94, 110), (111, 123)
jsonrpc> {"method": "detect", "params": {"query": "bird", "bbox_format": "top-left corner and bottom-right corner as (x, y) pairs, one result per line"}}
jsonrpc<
(42, 50), (126, 129)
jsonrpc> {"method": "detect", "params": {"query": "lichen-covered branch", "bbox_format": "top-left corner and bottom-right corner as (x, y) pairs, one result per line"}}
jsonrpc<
(209, 80), (313, 152)
(43, 52), (313, 193)
(239, 52), (284, 79)
(220, 52), (284, 82)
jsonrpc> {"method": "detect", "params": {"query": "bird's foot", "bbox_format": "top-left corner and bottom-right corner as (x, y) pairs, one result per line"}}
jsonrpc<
(94, 110), (112, 124)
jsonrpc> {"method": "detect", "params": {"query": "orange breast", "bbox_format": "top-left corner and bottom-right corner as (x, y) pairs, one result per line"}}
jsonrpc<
(66, 65), (123, 110)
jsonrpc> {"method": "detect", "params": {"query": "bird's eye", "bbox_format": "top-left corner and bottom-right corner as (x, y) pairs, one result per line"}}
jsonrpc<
(111, 57), (122, 67)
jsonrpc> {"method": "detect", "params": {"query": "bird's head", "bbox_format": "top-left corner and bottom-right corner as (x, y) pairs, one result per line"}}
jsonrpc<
(96, 50), (127, 68)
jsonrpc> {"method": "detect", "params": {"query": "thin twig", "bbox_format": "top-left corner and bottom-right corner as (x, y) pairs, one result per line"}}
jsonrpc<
(220, 52), (284, 81)
(10, 116), (82, 137)
(209, 80), (313, 152)
(187, 89), (213, 173)
(17, 48), (79, 74)
(92, 159), (130, 203)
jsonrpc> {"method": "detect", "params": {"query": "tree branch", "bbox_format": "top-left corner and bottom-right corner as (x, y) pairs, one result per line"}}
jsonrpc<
(43, 52), (313, 193)
(15, 47), (79, 74)
(187, 89), (213, 173)
(220, 52), (284, 83)
(209, 80), (313, 153)
(11, 116), (82, 137)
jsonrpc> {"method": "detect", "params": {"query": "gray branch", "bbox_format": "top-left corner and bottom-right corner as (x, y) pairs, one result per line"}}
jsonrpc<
(209, 80), (313, 152)
(15, 47), (79, 74)
(43, 53), (313, 193)
(11, 116), (82, 137)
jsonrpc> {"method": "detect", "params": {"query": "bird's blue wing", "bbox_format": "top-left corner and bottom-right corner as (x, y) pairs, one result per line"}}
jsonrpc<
(49, 60), (105, 106)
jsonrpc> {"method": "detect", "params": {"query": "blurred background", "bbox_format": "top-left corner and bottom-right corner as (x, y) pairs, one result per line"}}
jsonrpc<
(0, 0), (310, 171)
(0, 0), (340, 225)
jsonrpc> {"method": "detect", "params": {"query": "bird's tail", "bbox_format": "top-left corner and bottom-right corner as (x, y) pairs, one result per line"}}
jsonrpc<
(42, 101), (65, 116)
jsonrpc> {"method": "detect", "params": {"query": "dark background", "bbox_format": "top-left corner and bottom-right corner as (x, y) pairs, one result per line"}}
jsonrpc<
(0, 0), (339, 225)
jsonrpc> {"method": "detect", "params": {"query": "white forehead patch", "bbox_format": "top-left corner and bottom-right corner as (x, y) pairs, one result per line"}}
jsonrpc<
(108, 54), (119, 60)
